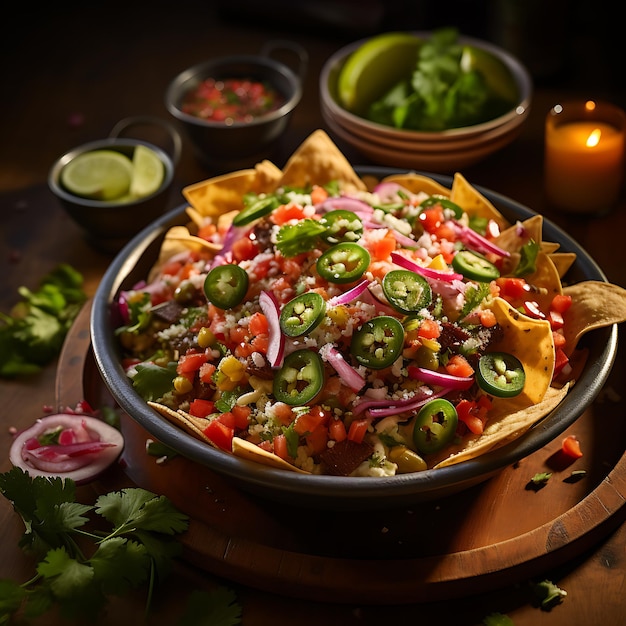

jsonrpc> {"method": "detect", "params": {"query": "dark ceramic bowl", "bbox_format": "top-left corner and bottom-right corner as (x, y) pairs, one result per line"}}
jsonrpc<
(91, 168), (617, 510)
(165, 41), (307, 172)
(49, 117), (181, 252)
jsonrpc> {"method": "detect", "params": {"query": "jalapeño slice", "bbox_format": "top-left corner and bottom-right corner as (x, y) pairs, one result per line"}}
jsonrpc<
(351, 315), (404, 370)
(203, 264), (249, 309)
(413, 398), (458, 455)
(319, 209), (363, 244)
(317, 242), (370, 284)
(280, 292), (326, 337)
(273, 349), (324, 406)
(382, 269), (432, 314)
(452, 250), (500, 282)
(477, 352), (525, 398)
(420, 195), (464, 219)
(232, 195), (279, 226)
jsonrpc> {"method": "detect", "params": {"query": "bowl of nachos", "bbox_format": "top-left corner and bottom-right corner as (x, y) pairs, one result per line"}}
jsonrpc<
(91, 130), (626, 509)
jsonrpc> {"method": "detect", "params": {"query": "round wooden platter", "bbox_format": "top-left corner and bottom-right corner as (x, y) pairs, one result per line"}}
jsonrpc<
(56, 301), (626, 605)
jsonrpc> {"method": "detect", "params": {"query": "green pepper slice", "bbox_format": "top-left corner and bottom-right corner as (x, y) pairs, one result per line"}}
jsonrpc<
(317, 242), (370, 284)
(279, 292), (326, 337)
(413, 398), (458, 455)
(477, 352), (525, 398)
(420, 195), (464, 219)
(273, 349), (324, 405)
(452, 250), (500, 282)
(382, 269), (432, 314)
(351, 315), (404, 370)
(232, 195), (279, 226)
(319, 210), (363, 244)
(203, 264), (249, 309)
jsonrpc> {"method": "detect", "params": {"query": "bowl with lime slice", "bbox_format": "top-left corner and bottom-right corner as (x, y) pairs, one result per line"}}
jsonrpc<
(320, 29), (532, 171)
(49, 116), (182, 252)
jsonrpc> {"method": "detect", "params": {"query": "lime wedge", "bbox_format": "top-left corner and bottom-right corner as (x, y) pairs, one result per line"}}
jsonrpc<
(61, 150), (133, 201)
(460, 46), (519, 104)
(129, 144), (165, 198)
(337, 32), (421, 115)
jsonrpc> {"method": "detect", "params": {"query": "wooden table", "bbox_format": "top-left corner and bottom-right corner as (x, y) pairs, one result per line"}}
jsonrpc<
(2, 4), (625, 624)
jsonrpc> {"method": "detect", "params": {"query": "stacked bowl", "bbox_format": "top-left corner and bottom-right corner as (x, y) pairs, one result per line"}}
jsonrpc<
(320, 32), (533, 172)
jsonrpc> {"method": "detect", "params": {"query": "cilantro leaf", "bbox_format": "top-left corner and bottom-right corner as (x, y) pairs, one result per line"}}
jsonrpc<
(37, 547), (95, 598)
(90, 537), (150, 594)
(275, 219), (327, 257)
(532, 579), (567, 609)
(514, 239), (539, 277)
(483, 612), (514, 626)
(179, 587), (243, 626)
(131, 361), (178, 401)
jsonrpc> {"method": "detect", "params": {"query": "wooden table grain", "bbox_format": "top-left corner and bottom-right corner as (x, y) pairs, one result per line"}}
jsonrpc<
(1, 4), (625, 625)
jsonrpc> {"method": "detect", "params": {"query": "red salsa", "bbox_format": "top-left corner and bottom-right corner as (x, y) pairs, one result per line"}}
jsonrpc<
(181, 77), (285, 124)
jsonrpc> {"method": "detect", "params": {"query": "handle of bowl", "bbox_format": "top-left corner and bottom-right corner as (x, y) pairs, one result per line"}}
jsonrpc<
(109, 116), (183, 166)
(260, 39), (309, 81)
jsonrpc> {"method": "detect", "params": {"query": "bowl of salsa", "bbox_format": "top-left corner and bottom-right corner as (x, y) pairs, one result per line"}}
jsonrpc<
(165, 41), (307, 172)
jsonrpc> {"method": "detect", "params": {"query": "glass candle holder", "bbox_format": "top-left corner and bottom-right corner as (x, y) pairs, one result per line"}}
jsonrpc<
(544, 100), (626, 214)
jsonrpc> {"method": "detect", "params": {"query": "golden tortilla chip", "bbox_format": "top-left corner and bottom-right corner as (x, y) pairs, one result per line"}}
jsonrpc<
(549, 252), (577, 278)
(232, 437), (310, 474)
(561, 281), (626, 355)
(450, 172), (509, 231)
(379, 172), (452, 198)
(148, 402), (215, 446)
(278, 129), (367, 192)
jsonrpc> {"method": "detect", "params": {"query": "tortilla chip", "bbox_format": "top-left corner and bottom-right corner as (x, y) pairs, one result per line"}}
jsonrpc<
(450, 172), (509, 231)
(232, 437), (310, 474)
(148, 402), (215, 446)
(549, 252), (577, 278)
(278, 130), (367, 192)
(488, 297), (555, 404)
(561, 281), (626, 355)
(379, 172), (452, 198)
(433, 384), (570, 468)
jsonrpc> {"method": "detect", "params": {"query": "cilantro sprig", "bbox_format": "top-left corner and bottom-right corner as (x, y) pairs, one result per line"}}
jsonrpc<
(0, 467), (190, 622)
(0, 264), (87, 377)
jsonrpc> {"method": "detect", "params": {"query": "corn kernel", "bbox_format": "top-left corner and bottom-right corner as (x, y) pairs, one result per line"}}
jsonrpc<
(173, 375), (193, 394)
(197, 326), (216, 349)
(327, 305), (349, 326)
(220, 355), (245, 381)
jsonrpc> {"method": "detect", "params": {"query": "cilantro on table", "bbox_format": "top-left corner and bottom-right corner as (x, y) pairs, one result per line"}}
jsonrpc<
(0, 467), (191, 622)
(0, 263), (87, 377)
(531, 579), (567, 609)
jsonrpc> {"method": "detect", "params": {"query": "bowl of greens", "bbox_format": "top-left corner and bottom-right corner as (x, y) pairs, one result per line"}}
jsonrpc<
(320, 29), (532, 171)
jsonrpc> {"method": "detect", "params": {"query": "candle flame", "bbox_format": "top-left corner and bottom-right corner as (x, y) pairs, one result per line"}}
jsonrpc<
(586, 128), (602, 147)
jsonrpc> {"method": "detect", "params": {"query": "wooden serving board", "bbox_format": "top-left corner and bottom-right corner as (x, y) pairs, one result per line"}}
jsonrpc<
(56, 301), (626, 604)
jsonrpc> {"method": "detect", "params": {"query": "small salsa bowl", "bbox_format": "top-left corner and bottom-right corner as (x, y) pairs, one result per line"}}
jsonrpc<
(165, 41), (307, 172)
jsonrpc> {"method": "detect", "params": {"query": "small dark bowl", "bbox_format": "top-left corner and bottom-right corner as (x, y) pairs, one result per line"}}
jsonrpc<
(165, 42), (306, 171)
(91, 167), (618, 511)
(49, 117), (181, 253)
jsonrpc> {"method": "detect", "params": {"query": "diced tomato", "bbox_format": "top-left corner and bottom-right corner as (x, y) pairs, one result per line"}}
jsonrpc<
(161, 260), (183, 276)
(203, 419), (234, 451)
(478, 308), (497, 328)
(433, 222), (456, 242)
(249, 312), (269, 336)
(310, 185), (329, 205)
(347, 418), (369, 444)
(177, 351), (209, 374)
(418, 318), (440, 339)
(250, 334), (269, 354)
(551, 294), (573, 314)
(273, 402), (294, 426)
(199, 362), (217, 383)
(369, 232), (397, 261)
(273, 433), (290, 459)
(232, 236), (260, 262)
(456, 399), (484, 435)
(549, 309), (564, 330)
(445, 354), (474, 378)
(189, 399), (216, 418)
(419, 206), (444, 233)
(553, 347), (570, 378)
(218, 412), (236, 428)
(552, 331), (566, 349)
(305, 424), (329, 456)
(228, 325), (248, 346)
(294, 410), (326, 436)
(271, 203), (308, 225)
(495, 277), (529, 299)
(329, 418), (347, 442)
(197, 223), (217, 241)
(561, 434), (583, 459)
(231, 404), (251, 430)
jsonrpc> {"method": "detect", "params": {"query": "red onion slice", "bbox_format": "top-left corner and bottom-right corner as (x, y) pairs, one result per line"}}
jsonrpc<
(9, 414), (124, 484)
(324, 346), (366, 392)
(353, 386), (434, 415)
(407, 366), (474, 390)
(391, 251), (463, 282)
(259, 290), (285, 368)
(368, 388), (450, 418)
(452, 222), (511, 258)
(318, 196), (374, 219)
(327, 279), (371, 307)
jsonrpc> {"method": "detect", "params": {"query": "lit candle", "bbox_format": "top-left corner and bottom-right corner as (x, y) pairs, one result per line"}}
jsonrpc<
(544, 100), (626, 213)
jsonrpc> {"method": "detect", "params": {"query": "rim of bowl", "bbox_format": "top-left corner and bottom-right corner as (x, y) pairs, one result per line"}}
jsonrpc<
(165, 54), (303, 129)
(320, 32), (533, 142)
(48, 138), (174, 208)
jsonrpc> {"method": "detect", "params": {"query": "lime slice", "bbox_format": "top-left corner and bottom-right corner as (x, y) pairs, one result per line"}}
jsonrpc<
(460, 46), (519, 104)
(129, 144), (165, 198)
(337, 32), (421, 115)
(61, 150), (133, 201)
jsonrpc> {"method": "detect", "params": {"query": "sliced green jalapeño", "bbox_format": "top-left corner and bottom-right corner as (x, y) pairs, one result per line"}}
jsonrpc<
(477, 351), (525, 398)
(351, 315), (404, 370)
(273, 349), (324, 406)
(382, 269), (432, 314)
(413, 398), (458, 455)
(420, 195), (464, 219)
(452, 250), (500, 282)
(232, 195), (279, 226)
(319, 209), (363, 244)
(316, 242), (370, 284)
(203, 264), (249, 309)
(280, 292), (326, 337)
